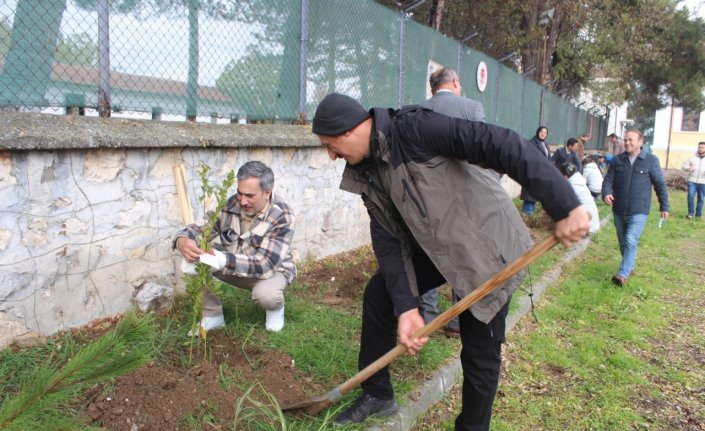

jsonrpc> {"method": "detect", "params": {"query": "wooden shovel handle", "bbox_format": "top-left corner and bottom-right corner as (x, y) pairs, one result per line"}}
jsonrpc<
(173, 163), (193, 224)
(335, 234), (560, 398)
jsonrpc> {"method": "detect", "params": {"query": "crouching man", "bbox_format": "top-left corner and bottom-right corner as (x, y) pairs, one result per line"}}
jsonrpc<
(174, 161), (296, 333)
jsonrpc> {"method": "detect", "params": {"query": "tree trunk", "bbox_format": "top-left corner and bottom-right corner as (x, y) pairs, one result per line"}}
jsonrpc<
(543, 2), (564, 87)
(428, 0), (446, 31)
(522, 0), (542, 82)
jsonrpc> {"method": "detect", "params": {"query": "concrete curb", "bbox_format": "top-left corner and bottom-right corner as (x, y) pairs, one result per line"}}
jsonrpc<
(368, 216), (609, 431)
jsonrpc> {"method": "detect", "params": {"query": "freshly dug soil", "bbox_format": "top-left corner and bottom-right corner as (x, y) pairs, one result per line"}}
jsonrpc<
(80, 331), (319, 430)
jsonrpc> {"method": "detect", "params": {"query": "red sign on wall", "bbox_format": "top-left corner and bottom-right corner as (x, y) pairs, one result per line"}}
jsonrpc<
(477, 61), (488, 93)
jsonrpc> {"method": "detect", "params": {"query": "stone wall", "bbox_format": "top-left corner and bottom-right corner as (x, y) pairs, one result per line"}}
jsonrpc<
(0, 113), (371, 340)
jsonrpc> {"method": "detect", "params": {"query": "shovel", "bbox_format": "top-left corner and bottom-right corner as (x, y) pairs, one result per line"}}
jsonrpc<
(282, 234), (560, 415)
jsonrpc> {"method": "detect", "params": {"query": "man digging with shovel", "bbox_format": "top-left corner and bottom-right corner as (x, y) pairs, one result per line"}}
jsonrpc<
(311, 94), (590, 430)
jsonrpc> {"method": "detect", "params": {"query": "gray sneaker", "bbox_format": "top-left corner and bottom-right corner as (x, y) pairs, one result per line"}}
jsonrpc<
(334, 393), (398, 425)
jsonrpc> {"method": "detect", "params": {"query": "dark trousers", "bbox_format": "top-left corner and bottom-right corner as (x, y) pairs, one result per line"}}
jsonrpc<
(357, 250), (509, 431)
(454, 301), (509, 431)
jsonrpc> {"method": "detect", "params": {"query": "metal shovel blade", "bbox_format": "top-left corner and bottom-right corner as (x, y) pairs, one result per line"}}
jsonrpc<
(282, 234), (560, 415)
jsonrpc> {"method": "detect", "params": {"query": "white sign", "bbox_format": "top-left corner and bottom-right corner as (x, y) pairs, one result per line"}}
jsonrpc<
(477, 61), (488, 93)
(426, 60), (443, 99)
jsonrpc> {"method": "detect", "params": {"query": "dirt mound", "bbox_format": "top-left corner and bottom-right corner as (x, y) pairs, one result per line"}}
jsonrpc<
(81, 331), (319, 430)
(75, 249), (378, 430)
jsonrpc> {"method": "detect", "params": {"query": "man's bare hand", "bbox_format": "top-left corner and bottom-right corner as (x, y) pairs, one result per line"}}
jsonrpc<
(397, 308), (428, 356)
(603, 194), (614, 206)
(554, 206), (591, 247)
(175, 237), (203, 262)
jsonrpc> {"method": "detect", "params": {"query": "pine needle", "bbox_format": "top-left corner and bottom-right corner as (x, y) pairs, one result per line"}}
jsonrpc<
(0, 310), (155, 430)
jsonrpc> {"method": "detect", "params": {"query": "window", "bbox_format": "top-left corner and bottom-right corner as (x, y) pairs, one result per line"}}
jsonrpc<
(681, 108), (700, 132)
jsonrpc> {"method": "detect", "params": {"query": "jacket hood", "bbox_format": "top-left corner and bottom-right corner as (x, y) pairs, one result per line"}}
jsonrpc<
(569, 172), (587, 187)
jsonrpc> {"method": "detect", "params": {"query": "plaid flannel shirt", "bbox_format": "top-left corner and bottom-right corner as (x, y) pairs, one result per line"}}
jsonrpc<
(174, 193), (296, 282)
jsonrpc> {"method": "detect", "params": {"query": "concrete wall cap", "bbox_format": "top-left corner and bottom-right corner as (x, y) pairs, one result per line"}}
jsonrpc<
(0, 112), (319, 150)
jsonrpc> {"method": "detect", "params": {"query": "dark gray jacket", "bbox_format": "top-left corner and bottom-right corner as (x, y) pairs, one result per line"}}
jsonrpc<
(602, 150), (669, 215)
(339, 106), (581, 323)
(552, 146), (582, 173)
(420, 90), (502, 183)
(419, 90), (485, 122)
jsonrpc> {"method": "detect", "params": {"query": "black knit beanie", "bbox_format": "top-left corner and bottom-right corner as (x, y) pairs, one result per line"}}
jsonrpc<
(312, 93), (370, 136)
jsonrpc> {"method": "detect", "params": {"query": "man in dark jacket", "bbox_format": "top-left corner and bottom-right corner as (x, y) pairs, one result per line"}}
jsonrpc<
(312, 93), (590, 430)
(552, 137), (583, 173)
(602, 129), (669, 286)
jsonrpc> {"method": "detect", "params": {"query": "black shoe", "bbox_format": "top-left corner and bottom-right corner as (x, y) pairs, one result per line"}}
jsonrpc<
(334, 393), (399, 425)
(443, 326), (461, 339)
(611, 275), (626, 287)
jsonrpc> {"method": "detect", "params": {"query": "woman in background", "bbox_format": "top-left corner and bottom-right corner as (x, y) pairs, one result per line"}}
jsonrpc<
(521, 126), (551, 215)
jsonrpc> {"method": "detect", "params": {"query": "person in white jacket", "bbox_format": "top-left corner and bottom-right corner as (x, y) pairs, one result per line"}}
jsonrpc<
(582, 155), (604, 199)
(682, 141), (705, 219)
(559, 161), (600, 233)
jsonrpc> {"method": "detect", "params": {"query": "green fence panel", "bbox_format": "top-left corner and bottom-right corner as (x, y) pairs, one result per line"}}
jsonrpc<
(401, 21), (458, 106)
(0, 0), (604, 136)
(457, 50), (498, 121)
(457, 50), (483, 105)
(542, 92), (566, 147)
(520, 80), (543, 139)
(308, 0), (400, 111)
(494, 65), (523, 130)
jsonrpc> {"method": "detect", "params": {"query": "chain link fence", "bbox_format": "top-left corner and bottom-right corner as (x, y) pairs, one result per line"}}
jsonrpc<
(0, 0), (605, 146)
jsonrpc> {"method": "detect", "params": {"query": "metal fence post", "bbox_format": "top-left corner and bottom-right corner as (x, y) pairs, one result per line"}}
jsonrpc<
(98, 0), (111, 118)
(602, 115), (608, 149)
(299, 0), (309, 122)
(457, 44), (462, 75)
(186, 0), (199, 122)
(520, 75), (525, 135)
(539, 87), (545, 125)
(456, 32), (478, 77)
(493, 64), (501, 123)
(398, 1), (424, 107)
(398, 10), (407, 108)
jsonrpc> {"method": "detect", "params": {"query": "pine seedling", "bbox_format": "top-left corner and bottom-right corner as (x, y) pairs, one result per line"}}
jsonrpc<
(183, 163), (235, 362)
(0, 310), (154, 430)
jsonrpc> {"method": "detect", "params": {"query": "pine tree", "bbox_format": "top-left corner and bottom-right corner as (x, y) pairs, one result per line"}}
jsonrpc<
(0, 310), (155, 430)
(184, 163), (235, 360)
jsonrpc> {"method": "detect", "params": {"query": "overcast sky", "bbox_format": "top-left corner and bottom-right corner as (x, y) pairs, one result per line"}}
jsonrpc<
(681, 0), (705, 17)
